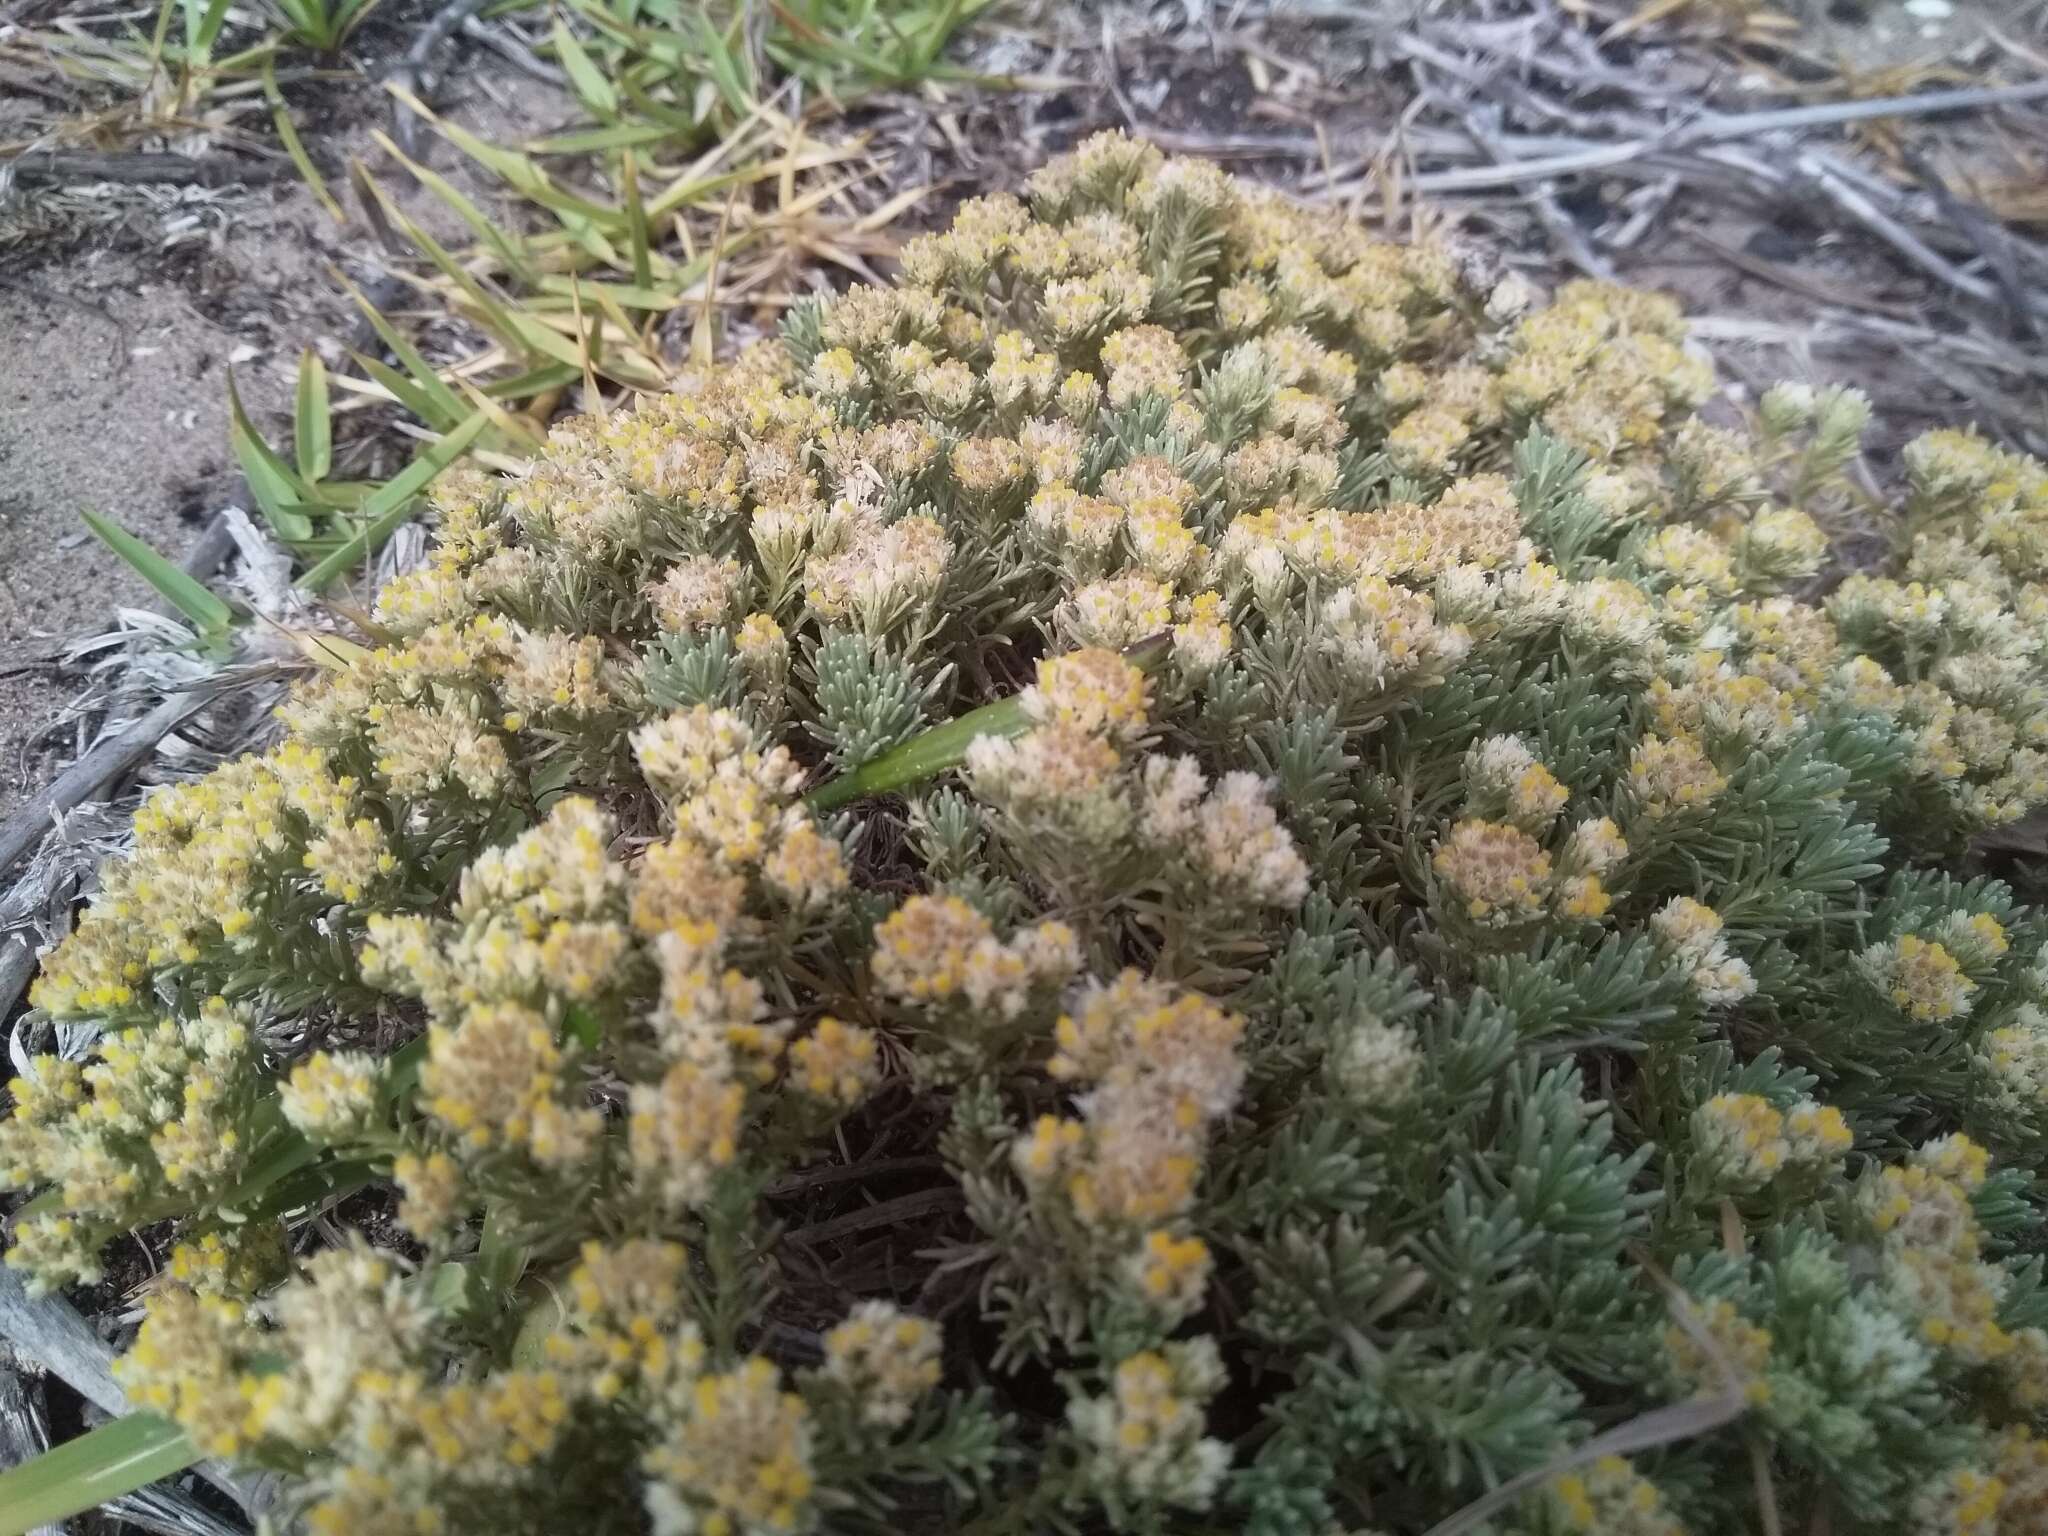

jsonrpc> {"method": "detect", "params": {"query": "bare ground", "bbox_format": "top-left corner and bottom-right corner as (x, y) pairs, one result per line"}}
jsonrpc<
(0, 29), (569, 820)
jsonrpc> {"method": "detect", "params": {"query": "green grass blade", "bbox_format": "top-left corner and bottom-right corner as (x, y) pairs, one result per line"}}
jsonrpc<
(526, 121), (677, 155)
(263, 59), (346, 221)
(334, 0), (380, 46)
(79, 511), (234, 636)
(615, 74), (711, 136)
(272, 97), (345, 219)
(622, 148), (653, 290)
(352, 354), (458, 431)
(550, 16), (618, 117)
(385, 84), (624, 228)
(271, 0), (317, 41)
(0, 1413), (197, 1536)
(498, 307), (598, 371)
(804, 633), (1171, 812)
(335, 271), (471, 428)
(480, 361), (581, 400)
(804, 695), (1027, 813)
(533, 276), (681, 311)
(688, 13), (755, 118)
(300, 411), (488, 592)
(186, 0), (230, 52)
(146, 0), (177, 78)
(373, 133), (541, 289)
(227, 375), (316, 543)
(371, 195), (521, 338)
(453, 381), (546, 453)
(293, 348), (332, 483)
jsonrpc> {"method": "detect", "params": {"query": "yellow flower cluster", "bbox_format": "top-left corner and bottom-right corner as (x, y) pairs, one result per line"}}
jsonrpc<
(1431, 742), (1636, 930)
(1123, 1229), (1214, 1324)
(280, 1050), (383, 1143)
(1548, 1455), (1686, 1536)
(1433, 819), (1553, 926)
(548, 1237), (703, 1402)
(1136, 757), (1310, 907)
(1861, 933), (1979, 1023)
(28, 743), (372, 1017)
(787, 1016), (882, 1106)
(1689, 1091), (1851, 1195)
(1014, 970), (1244, 1232)
(870, 893), (1080, 1024)
(1650, 897), (1755, 1005)
(10, 126), (2048, 1535)
(0, 998), (253, 1287)
(643, 1358), (815, 1536)
(1978, 1003), (2048, 1122)
(1859, 1136), (2044, 1376)
(1665, 1295), (1776, 1407)
(1067, 1339), (1231, 1511)
(821, 1301), (944, 1428)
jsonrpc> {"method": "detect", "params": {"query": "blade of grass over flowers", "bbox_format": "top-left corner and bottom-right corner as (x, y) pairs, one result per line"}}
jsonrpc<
(804, 633), (1173, 811)
(804, 694), (1029, 813)
(245, 1158), (379, 1220)
(509, 1283), (568, 1368)
(0, 1412), (198, 1536)
(227, 1038), (428, 1216)
(300, 410), (488, 592)
(79, 511), (234, 636)
(227, 375), (316, 543)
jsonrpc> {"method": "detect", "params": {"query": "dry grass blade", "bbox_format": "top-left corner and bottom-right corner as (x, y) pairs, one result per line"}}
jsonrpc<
(1419, 1268), (1752, 1536)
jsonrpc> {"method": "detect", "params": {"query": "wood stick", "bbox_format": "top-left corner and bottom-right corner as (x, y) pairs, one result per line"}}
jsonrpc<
(1402, 79), (2048, 194)
(0, 689), (215, 885)
(0, 1267), (123, 1420)
(0, 936), (36, 1030)
(0, 1363), (60, 1536)
(1793, 151), (2039, 315)
(0, 1266), (269, 1518)
(456, 16), (568, 86)
(5, 151), (287, 188)
(1680, 230), (1923, 320)
(388, 0), (499, 157)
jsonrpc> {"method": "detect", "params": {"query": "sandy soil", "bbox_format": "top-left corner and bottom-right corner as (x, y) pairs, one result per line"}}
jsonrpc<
(0, 281), (277, 817)
(0, 49), (566, 821)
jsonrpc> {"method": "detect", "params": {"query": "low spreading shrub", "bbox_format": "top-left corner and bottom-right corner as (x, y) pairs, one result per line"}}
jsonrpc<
(6, 130), (2048, 1534)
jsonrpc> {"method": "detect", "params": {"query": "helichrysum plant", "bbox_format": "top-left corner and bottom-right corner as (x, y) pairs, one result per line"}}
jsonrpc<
(8, 130), (2048, 1535)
